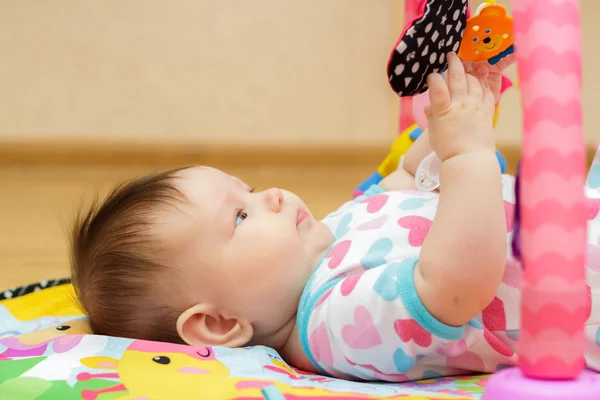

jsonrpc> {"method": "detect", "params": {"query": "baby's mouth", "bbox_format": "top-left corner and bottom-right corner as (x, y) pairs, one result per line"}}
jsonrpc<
(297, 209), (309, 227)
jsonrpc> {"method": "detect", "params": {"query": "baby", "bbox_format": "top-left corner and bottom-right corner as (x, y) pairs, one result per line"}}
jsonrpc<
(70, 53), (600, 381)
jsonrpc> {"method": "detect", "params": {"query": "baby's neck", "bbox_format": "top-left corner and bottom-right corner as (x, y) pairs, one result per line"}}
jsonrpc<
(278, 318), (317, 373)
(253, 312), (297, 351)
(258, 232), (335, 372)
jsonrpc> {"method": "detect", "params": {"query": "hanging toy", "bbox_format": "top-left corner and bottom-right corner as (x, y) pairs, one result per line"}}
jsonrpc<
(359, 0), (513, 198)
(458, 0), (514, 65)
(387, 0), (469, 97)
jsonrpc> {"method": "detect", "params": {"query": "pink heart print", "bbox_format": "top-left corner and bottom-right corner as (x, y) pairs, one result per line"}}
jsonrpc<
(314, 289), (333, 308)
(340, 272), (364, 296)
(393, 319), (432, 347)
(588, 198), (600, 221)
(482, 297), (507, 331)
(501, 258), (522, 288)
(504, 201), (515, 233)
(446, 351), (485, 371)
(484, 329), (514, 357)
(341, 306), (383, 349)
(326, 240), (351, 269)
(360, 194), (389, 213)
(308, 323), (333, 365)
(356, 215), (389, 231)
(436, 339), (467, 357)
(397, 216), (432, 247)
(587, 236), (600, 272)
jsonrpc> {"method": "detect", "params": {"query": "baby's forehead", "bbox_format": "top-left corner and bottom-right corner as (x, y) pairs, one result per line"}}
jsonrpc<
(175, 166), (242, 196)
(152, 167), (229, 246)
(155, 166), (236, 262)
(177, 166), (243, 186)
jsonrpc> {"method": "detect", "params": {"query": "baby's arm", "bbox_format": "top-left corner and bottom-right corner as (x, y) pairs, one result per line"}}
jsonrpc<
(380, 56), (514, 192)
(414, 54), (506, 326)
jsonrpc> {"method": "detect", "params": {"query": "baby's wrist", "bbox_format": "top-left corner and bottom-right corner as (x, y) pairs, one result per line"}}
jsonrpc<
(441, 149), (499, 169)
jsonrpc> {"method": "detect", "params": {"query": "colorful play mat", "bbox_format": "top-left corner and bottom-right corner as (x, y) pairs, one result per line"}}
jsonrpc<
(0, 280), (490, 399)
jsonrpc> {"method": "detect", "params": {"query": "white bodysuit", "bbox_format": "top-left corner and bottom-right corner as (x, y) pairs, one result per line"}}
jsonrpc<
(296, 153), (600, 382)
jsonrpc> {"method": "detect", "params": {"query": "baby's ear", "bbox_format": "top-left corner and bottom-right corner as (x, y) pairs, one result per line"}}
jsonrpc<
(176, 304), (253, 348)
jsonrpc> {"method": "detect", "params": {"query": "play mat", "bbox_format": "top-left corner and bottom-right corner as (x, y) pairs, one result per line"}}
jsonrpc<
(0, 281), (490, 399)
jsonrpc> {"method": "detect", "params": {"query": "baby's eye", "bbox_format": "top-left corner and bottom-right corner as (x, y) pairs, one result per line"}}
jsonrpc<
(472, 37), (478, 42)
(485, 29), (491, 34)
(235, 210), (247, 226)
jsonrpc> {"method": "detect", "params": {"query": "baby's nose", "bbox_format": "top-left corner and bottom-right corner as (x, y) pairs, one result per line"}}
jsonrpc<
(483, 37), (492, 44)
(264, 188), (284, 213)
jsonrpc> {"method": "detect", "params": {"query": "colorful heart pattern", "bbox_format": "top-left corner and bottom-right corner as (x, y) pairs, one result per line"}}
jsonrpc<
(304, 152), (600, 379)
(482, 297), (507, 331)
(587, 236), (600, 272)
(436, 340), (467, 357)
(308, 323), (333, 365)
(335, 213), (353, 237)
(360, 238), (393, 269)
(446, 351), (485, 371)
(373, 262), (401, 301)
(504, 201), (515, 233)
(356, 215), (389, 231)
(483, 329), (514, 357)
(360, 194), (389, 213)
(340, 273), (364, 297)
(394, 319), (433, 347)
(393, 348), (415, 373)
(314, 289), (333, 308)
(341, 306), (383, 350)
(326, 240), (351, 269)
(588, 198), (600, 221)
(501, 258), (522, 288)
(399, 198), (426, 211)
(398, 216), (432, 247)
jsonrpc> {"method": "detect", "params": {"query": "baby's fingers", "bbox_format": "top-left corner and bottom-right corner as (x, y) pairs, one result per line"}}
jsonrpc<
(484, 86), (496, 114)
(491, 53), (516, 72)
(466, 74), (483, 100)
(427, 73), (451, 116)
(473, 63), (489, 86)
(446, 53), (467, 100)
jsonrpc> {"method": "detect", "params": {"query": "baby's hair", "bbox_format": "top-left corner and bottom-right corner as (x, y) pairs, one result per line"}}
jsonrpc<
(70, 167), (190, 344)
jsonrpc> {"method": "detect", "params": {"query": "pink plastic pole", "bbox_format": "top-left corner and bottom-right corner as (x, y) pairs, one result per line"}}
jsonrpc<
(398, 0), (421, 132)
(513, 0), (587, 379)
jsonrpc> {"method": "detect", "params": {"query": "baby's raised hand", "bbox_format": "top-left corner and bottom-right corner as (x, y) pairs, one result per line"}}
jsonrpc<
(464, 53), (516, 104)
(425, 52), (496, 162)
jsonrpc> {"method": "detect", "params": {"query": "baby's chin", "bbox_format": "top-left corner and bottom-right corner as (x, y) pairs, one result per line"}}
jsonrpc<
(305, 221), (335, 268)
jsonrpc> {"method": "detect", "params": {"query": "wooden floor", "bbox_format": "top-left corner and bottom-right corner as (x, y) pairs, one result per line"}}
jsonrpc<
(0, 163), (373, 290)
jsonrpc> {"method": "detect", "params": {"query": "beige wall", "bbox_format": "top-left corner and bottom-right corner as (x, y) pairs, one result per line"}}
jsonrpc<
(0, 0), (597, 148)
(495, 0), (599, 147)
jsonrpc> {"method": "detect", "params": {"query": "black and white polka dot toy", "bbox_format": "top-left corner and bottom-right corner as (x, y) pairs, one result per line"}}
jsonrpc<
(387, 0), (470, 97)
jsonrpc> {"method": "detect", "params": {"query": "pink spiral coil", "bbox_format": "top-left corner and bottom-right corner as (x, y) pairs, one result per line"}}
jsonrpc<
(512, 0), (587, 379)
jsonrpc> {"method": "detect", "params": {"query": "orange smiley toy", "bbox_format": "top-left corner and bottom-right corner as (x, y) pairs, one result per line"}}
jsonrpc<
(458, 0), (514, 65)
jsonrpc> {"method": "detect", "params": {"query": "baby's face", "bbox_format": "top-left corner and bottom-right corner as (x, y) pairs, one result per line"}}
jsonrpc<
(165, 167), (334, 337)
